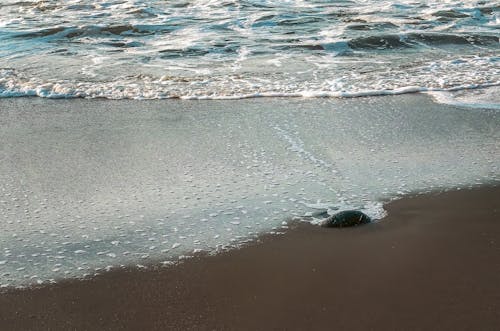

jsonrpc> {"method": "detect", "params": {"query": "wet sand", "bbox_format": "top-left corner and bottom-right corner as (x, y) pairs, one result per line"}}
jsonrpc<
(1, 95), (499, 293)
(1, 185), (499, 330)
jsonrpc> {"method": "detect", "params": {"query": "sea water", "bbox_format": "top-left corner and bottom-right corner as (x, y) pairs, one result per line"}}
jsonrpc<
(0, 0), (498, 104)
(1, 95), (499, 288)
(0, 1), (499, 288)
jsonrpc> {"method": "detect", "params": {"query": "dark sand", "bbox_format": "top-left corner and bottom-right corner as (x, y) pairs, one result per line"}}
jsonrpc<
(1, 186), (499, 331)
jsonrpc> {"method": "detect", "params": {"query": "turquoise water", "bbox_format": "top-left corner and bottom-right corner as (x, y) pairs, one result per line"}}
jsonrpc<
(0, 0), (498, 99)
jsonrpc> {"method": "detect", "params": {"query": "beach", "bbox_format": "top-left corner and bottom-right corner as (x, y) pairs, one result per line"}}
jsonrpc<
(1, 185), (499, 330)
(1, 1), (499, 329)
(1, 94), (499, 288)
(1, 94), (499, 330)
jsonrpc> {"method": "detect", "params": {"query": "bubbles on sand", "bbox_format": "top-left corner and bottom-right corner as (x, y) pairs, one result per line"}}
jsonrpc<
(1, 95), (499, 288)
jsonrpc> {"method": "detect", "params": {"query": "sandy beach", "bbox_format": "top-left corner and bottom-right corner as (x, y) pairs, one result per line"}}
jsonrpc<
(0, 95), (499, 330)
(2, 1), (500, 330)
(1, 185), (499, 330)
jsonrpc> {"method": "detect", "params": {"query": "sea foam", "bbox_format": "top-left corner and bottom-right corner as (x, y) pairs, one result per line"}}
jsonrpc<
(0, 95), (499, 288)
(0, 0), (498, 103)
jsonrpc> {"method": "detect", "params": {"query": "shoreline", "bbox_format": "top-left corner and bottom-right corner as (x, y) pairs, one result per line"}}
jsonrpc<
(1, 179), (497, 293)
(2, 180), (499, 293)
(2, 93), (498, 289)
(1, 85), (499, 108)
(1, 185), (499, 330)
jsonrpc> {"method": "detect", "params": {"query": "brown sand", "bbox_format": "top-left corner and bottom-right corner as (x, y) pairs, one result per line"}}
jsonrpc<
(1, 186), (499, 331)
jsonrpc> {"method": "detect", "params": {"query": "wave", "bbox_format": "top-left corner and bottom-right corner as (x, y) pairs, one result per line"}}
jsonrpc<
(8, 26), (499, 53)
(348, 33), (499, 50)
(11, 24), (175, 40)
(1, 72), (498, 107)
(0, 0), (498, 105)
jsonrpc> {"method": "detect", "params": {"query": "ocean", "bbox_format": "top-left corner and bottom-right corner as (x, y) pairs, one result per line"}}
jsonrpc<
(0, 1), (499, 288)
(0, 0), (498, 103)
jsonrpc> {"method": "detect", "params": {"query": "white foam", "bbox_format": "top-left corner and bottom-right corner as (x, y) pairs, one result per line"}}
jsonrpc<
(1, 70), (498, 102)
(427, 86), (500, 110)
(0, 1), (498, 101)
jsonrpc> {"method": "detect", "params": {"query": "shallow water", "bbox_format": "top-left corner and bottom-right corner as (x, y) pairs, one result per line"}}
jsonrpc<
(0, 1), (499, 289)
(0, 0), (498, 101)
(0, 94), (499, 288)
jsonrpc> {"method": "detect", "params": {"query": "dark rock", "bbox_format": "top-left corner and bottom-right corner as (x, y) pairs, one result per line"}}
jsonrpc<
(321, 210), (371, 228)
